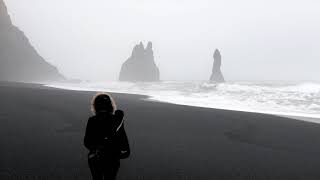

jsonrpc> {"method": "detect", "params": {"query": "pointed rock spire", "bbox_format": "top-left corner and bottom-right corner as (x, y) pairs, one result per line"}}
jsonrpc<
(210, 49), (225, 83)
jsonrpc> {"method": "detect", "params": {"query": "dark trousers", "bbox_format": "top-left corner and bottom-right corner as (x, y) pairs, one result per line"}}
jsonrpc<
(88, 155), (120, 180)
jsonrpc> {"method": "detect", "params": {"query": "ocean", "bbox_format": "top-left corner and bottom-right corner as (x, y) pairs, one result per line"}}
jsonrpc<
(47, 81), (320, 123)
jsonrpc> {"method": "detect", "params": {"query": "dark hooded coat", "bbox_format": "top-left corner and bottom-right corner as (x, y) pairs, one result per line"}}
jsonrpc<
(84, 110), (130, 160)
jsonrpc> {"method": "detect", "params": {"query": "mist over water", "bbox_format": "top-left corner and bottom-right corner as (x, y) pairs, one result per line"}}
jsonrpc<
(47, 81), (320, 122)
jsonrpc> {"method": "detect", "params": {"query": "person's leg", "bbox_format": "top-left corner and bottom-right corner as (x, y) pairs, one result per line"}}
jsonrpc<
(88, 157), (104, 180)
(103, 161), (120, 180)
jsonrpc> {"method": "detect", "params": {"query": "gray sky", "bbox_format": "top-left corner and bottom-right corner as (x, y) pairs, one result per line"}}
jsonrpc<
(4, 0), (320, 81)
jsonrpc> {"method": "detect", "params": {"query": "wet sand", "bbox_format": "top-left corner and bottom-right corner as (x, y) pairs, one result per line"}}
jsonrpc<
(1, 81), (320, 180)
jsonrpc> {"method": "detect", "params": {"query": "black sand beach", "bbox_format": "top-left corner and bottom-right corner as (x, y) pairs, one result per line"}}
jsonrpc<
(1, 82), (320, 180)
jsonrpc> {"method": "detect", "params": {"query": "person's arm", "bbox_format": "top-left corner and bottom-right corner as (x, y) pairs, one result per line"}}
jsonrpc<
(118, 125), (130, 159)
(113, 109), (130, 158)
(84, 117), (100, 150)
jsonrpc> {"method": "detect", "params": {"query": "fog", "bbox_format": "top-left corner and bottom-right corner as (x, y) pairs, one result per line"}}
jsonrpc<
(4, 0), (320, 82)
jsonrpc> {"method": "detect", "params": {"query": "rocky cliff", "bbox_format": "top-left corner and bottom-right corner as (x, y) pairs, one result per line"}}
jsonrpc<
(210, 49), (225, 83)
(0, 0), (64, 82)
(119, 42), (160, 82)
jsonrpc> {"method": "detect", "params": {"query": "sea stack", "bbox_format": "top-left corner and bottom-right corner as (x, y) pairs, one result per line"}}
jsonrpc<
(210, 49), (225, 83)
(119, 41), (160, 82)
(0, 0), (64, 82)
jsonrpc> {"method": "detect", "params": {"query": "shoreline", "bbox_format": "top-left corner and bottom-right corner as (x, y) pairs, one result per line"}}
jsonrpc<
(46, 83), (320, 124)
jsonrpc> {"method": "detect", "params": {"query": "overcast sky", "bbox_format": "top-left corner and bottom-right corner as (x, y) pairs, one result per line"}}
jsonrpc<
(4, 0), (320, 82)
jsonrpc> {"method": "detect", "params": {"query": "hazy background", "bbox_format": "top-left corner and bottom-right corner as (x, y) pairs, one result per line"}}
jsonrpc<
(4, 0), (320, 82)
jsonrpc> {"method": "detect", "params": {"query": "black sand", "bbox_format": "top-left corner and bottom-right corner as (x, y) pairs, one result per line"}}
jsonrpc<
(1, 82), (320, 180)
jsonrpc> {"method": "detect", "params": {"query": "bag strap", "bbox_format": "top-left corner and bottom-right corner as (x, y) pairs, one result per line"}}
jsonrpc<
(104, 119), (124, 140)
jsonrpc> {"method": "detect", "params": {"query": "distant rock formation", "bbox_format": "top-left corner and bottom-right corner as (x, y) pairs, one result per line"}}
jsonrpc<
(0, 0), (64, 82)
(210, 49), (225, 83)
(119, 41), (160, 82)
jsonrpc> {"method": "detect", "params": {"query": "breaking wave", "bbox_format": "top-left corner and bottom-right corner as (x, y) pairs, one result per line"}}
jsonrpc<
(47, 81), (320, 122)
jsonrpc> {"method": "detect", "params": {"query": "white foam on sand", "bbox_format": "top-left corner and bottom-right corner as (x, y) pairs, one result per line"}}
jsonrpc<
(46, 81), (320, 123)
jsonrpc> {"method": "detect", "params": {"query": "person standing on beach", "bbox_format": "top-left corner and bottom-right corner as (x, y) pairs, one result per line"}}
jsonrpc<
(84, 93), (130, 180)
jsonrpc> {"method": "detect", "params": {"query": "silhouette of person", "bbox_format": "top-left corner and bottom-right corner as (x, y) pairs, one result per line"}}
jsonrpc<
(84, 93), (130, 180)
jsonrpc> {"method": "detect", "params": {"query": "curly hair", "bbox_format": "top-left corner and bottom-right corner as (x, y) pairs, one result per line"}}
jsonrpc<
(91, 93), (117, 115)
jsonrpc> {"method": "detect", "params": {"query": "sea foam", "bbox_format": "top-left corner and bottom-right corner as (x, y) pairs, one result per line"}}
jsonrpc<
(46, 81), (320, 123)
